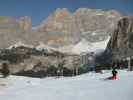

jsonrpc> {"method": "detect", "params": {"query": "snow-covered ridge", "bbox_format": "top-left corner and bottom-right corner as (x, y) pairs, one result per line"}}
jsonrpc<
(6, 37), (110, 55)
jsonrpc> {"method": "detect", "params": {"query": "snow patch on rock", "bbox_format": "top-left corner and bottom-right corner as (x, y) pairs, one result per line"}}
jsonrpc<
(8, 41), (34, 49)
(36, 42), (56, 53)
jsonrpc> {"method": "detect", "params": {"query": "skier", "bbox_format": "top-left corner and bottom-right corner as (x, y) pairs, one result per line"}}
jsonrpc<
(111, 68), (118, 80)
(105, 68), (118, 80)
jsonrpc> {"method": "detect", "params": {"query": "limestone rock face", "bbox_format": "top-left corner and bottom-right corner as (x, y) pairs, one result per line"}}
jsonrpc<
(36, 8), (80, 47)
(18, 16), (32, 32)
(0, 16), (21, 48)
(35, 8), (121, 47)
(0, 16), (17, 29)
(0, 8), (121, 49)
(39, 8), (76, 33)
(0, 16), (36, 48)
(74, 8), (121, 42)
(106, 16), (133, 60)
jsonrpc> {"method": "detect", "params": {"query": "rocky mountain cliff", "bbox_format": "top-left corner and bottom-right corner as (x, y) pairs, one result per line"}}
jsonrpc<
(0, 16), (21, 48)
(18, 16), (32, 32)
(106, 16), (133, 61)
(74, 8), (121, 42)
(0, 8), (121, 53)
(35, 8), (121, 46)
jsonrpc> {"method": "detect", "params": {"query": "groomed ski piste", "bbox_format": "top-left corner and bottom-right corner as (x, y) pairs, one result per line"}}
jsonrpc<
(0, 70), (133, 100)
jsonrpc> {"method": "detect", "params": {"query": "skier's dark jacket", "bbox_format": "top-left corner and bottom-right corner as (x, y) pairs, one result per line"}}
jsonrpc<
(112, 69), (118, 76)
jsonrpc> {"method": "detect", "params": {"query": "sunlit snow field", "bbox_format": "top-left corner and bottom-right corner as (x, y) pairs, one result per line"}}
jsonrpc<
(0, 70), (133, 100)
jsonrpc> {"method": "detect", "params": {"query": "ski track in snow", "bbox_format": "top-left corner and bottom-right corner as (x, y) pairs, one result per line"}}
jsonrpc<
(0, 70), (133, 100)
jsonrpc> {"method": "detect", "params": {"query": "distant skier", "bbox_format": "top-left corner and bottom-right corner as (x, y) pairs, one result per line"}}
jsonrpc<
(88, 52), (95, 72)
(57, 69), (60, 78)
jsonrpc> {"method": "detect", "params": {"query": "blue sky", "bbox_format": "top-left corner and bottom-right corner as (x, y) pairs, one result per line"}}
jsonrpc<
(0, 0), (133, 26)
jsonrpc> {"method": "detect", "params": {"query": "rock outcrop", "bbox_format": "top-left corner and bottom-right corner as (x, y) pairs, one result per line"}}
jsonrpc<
(18, 16), (32, 32)
(74, 8), (121, 42)
(0, 16), (21, 48)
(106, 16), (133, 60)
(36, 8), (81, 47)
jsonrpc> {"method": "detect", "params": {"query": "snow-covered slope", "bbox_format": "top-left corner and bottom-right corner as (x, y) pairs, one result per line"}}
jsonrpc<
(6, 37), (110, 55)
(90, 37), (110, 53)
(71, 39), (92, 54)
(57, 39), (92, 54)
(58, 37), (110, 54)
(0, 70), (133, 100)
